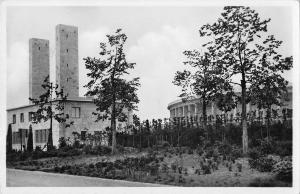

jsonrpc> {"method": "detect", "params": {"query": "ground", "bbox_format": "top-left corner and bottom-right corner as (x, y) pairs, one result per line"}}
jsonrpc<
(7, 148), (290, 187)
(6, 168), (164, 187)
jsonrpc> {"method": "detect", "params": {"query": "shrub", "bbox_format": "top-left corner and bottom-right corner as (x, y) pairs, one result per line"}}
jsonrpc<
(228, 162), (232, 172)
(161, 162), (169, 173)
(249, 157), (276, 172)
(171, 162), (177, 173)
(274, 141), (292, 157)
(27, 125), (33, 152)
(83, 144), (93, 154)
(259, 138), (275, 155)
(272, 158), (292, 182)
(177, 166), (183, 174)
(231, 146), (242, 159)
(248, 148), (261, 160)
(237, 162), (242, 172)
(58, 137), (69, 148)
(6, 124), (13, 153)
(201, 164), (211, 174)
(187, 148), (193, 155)
(218, 142), (232, 156)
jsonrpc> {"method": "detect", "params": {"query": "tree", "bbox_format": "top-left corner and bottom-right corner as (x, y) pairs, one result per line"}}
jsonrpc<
(199, 6), (291, 153)
(29, 76), (73, 150)
(249, 50), (292, 139)
(6, 124), (12, 153)
(84, 29), (140, 154)
(27, 124), (33, 152)
(173, 51), (229, 130)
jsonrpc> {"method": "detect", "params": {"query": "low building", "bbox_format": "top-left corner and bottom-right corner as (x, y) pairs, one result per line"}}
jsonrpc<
(7, 24), (133, 151)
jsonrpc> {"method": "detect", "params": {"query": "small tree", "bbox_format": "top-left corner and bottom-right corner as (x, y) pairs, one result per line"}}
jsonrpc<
(6, 124), (12, 153)
(27, 124), (33, 152)
(173, 51), (228, 130)
(29, 76), (73, 150)
(249, 51), (292, 139)
(84, 29), (140, 154)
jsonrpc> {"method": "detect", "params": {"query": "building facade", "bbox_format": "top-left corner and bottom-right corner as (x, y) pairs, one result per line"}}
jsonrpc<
(167, 87), (292, 125)
(7, 24), (133, 150)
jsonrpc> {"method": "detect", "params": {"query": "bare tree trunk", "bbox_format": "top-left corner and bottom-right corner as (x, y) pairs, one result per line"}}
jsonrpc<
(266, 105), (271, 140)
(202, 98), (208, 140)
(111, 102), (117, 154)
(241, 76), (248, 154)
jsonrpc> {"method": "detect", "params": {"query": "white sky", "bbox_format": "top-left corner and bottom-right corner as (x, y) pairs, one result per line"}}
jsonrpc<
(6, 5), (294, 120)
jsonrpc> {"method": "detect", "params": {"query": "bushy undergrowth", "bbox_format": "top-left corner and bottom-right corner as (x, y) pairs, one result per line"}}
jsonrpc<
(272, 157), (292, 182)
(49, 154), (160, 180)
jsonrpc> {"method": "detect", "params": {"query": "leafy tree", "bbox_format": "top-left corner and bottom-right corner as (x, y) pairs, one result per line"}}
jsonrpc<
(199, 6), (292, 153)
(249, 51), (292, 139)
(29, 76), (73, 150)
(6, 124), (12, 153)
(132, 114), (140, 134)
(27, 124), (33, 152)
(173, 51), (229, 130)
(84, 29), (140, 154)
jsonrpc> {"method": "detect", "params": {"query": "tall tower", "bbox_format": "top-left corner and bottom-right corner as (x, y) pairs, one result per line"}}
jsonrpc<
(29, 38), (50, 103)
(56, 24), (79, 98)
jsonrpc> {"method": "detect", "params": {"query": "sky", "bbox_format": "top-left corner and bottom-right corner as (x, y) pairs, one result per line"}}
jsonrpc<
(6, 5), (294, 120)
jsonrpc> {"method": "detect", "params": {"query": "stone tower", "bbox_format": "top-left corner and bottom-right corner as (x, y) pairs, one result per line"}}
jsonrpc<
(56, 24), (79, 98)
(29, 38), (50, 103)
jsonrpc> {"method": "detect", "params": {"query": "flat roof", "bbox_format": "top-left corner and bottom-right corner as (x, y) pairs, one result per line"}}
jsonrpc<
(7, 97), (94, 111)
(167, 86), (293, 109)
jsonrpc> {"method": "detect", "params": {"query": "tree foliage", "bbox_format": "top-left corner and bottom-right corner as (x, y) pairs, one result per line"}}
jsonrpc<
(27, 125), (33, 152)
(6, 123), (12, 153)
(198, 6), (292, 153)
(84, 29), (140, 153)
(29, 76), (73, 149)
(173, 51), (231, 128)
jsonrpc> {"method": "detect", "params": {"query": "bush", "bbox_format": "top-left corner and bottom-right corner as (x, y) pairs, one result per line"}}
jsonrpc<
(58, 137), (69, 148)
(248, 148), (261, 160)
(274, 141), (292, 157)
(236, 162), (242, 172)
(259, 138), (275, 155)
(201, 164), (211, 174)
(83, 144), (93, 154)
(231, 146), (242, 159)
(249, 157), (276, 172)
(272, 158), (292, 182)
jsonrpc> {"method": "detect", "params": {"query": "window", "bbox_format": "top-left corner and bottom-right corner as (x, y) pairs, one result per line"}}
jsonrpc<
(29, 112), (34, 122)
(13, 129), (28, 145)
(12, 132), (20, 144)
(71, 107), (80, 118)
(35, 129), (48, 143)
(20, 113), (24, 123)
(12, 114), (16, 124)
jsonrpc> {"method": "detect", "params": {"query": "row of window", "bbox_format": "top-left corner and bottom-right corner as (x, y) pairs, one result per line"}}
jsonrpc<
(12, 129), (49, 144)
(12, 107), (81, 124)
